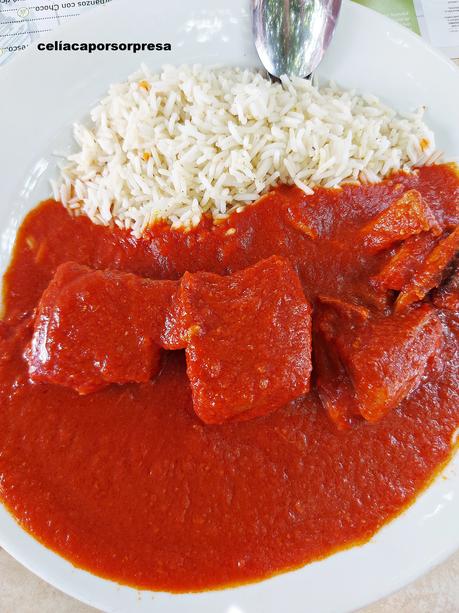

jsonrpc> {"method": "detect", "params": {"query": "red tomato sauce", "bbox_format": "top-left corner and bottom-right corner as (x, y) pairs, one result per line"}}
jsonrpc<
(0, 164), (458, 591)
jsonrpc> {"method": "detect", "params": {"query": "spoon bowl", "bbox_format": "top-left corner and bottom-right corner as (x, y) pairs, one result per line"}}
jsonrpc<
(253, 0), (342, 79)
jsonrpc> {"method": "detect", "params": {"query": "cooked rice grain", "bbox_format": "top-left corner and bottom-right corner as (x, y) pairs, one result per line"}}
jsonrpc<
(53, 64), (436, 236)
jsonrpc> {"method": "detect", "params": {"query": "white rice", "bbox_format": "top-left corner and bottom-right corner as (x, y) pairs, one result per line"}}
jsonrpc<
(53, 64), (437, 236)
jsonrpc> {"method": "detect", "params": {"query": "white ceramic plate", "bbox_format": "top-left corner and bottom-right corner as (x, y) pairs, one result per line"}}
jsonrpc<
(0, 1), (458, 612)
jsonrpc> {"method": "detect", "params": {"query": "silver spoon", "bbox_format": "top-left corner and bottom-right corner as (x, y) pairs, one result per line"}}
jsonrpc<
(252, 0), (342, 80)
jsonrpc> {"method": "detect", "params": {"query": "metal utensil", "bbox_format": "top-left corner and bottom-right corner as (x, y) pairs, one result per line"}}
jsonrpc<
(252, 0), (342, 79)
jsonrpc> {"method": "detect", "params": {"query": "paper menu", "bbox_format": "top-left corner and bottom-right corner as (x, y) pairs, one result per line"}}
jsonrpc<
(420, 0), (459, 54)
(1, 0), (459, 67)
(353, 0), (421, 33)
(0, 0), (112, 66)
(354, 0), (459, 58)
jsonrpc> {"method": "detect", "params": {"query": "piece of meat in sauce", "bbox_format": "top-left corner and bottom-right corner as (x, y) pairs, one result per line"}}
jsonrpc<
(26, 262), (178, 394)
(433, 261), (459, 312)
(395, 226), (459, 312)
(371, 231), (439, 292)
(316, 300), (442, 425)
(360, 189), (441, 254)
(314, 296), (369, 430)
(163, 255), (313, 424)
(314, 331), (360, 431)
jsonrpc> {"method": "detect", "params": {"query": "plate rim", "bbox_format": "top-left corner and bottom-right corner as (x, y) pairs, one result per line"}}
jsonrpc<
(0, 1), (458, 612)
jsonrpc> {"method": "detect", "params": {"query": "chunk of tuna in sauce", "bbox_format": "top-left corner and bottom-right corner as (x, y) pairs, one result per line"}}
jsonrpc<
(359, 188), (441, 253)
(26, 262), (178, 394)
(433, 263), (459, 312)
(163, 256), (312, 424)
(0, 164), (458, 592)
(395, 226), (459, 311)
(320, 303), (443, 423)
